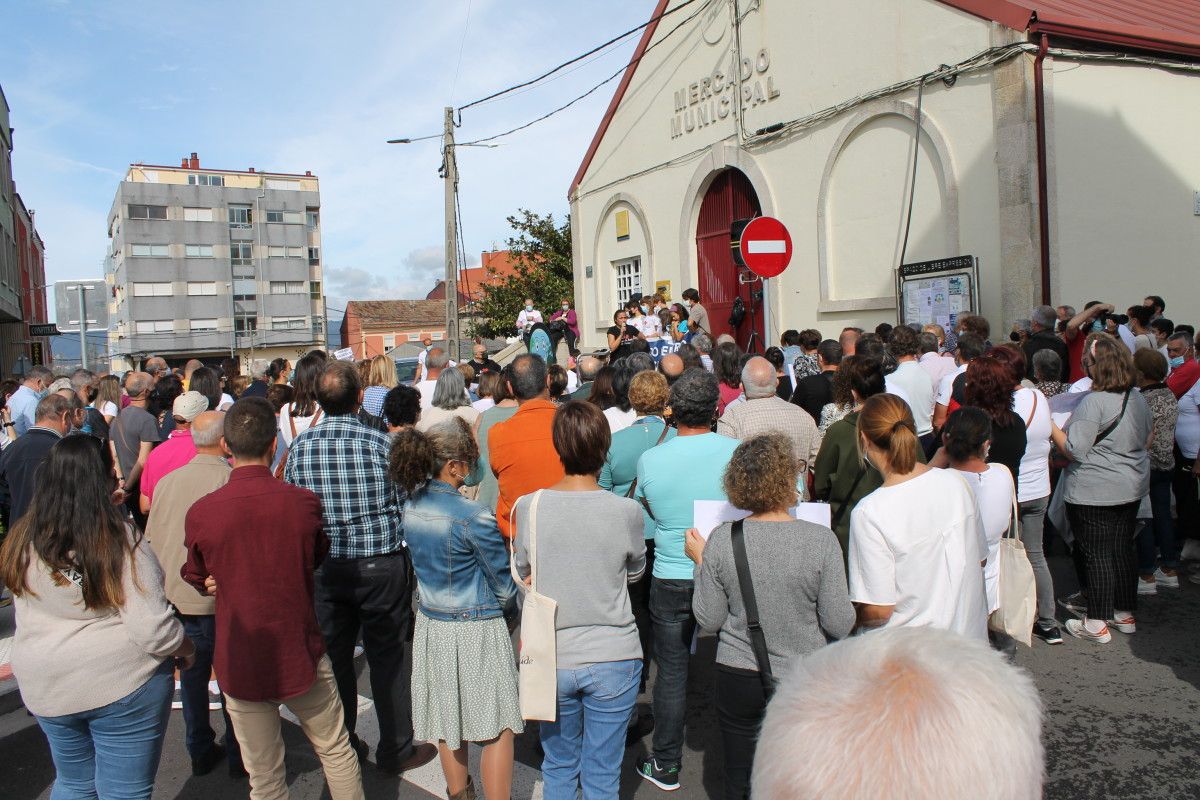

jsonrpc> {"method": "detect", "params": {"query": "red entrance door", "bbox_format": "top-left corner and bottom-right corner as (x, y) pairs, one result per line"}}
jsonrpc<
(695, 169), (763, 351)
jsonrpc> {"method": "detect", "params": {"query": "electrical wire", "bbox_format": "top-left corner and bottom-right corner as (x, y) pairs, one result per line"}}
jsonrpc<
(448, 0), (473, 104)
(456, 0), (702, 113)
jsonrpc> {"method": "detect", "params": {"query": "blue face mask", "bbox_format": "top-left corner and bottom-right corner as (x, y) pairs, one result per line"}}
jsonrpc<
(1091, 320), (1104, 333)
(1169, 355), (1186, 369)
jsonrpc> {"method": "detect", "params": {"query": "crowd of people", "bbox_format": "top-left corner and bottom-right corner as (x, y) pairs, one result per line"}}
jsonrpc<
(0, 288), (1189, 799)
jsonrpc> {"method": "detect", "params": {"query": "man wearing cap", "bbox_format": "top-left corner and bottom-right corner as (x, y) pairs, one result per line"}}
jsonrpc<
(139, 390), (207, 513)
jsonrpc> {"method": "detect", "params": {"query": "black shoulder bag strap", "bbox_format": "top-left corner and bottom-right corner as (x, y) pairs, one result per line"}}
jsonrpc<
(1093, 390), (1131, 447)
(731, 519), (775, 698)
(830, 468), (867, 530)
(625, 420), (672, 499)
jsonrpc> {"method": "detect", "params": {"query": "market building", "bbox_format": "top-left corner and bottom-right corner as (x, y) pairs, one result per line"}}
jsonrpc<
(569, 0), (1200, 350)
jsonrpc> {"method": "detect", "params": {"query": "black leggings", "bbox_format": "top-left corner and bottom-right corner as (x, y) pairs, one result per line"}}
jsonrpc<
(715, 666), (769, 800)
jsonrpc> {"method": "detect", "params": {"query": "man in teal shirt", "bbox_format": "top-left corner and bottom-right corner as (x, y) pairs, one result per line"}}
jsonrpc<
(633, 368), (737, 792)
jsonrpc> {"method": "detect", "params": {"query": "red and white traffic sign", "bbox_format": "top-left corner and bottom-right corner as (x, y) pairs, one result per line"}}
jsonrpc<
(738, 216), (792, 279)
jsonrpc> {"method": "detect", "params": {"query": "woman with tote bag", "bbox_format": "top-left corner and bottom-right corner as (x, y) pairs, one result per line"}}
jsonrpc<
(512, 401), (646, 800)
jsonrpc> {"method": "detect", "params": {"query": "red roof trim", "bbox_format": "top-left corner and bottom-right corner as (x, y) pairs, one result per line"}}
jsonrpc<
(938, 0), (1034, 30)
(569, 0), (671, 200)
(1030, 15), (1200, 58)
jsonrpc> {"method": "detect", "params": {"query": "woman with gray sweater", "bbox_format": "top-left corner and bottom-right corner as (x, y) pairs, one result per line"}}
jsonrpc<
(0, 435), (194, 800)
(686, 433), (854, 800)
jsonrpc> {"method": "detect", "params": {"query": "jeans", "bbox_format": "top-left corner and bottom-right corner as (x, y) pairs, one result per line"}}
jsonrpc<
(715, 666), (769, 800)
(1138, 469), (1180, 573)
(540, 659), (641, 800)
(36, 661), (173, 800)
(1172, 444), (1198, 543)
(178, 614), (242, 767)
(315, 550), (415, 764)
(649, 578), (696, 768)
(1066, 501), (1139, 620)
(1018, 495), (1056, 624)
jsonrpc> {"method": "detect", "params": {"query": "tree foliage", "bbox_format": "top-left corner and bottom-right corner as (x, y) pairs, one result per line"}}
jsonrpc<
(469, 210), (573, 340)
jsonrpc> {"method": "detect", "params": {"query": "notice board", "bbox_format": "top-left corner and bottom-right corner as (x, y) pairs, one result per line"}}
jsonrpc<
(896, 255), (979, 330)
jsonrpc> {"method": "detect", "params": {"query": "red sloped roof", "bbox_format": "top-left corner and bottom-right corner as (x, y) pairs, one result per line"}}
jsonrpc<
(569, 0), (1200, 199)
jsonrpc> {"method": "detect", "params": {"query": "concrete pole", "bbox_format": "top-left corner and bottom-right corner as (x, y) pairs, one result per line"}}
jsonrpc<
(443, 106), (460, 361)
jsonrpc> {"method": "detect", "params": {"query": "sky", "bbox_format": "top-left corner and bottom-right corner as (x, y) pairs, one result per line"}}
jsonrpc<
(1, 0), (653, 321)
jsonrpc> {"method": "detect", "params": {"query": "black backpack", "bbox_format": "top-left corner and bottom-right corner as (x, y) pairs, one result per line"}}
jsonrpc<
(729, 296), (746, 327)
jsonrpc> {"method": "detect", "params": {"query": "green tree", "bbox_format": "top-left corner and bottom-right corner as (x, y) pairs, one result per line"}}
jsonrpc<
(468, 210), (573, 340)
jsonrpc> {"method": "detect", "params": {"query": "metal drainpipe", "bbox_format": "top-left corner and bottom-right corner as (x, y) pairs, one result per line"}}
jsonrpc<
(1033, 33), (1052, 305)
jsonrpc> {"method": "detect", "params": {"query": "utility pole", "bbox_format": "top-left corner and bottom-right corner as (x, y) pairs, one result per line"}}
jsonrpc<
(443, 106), (460, 361)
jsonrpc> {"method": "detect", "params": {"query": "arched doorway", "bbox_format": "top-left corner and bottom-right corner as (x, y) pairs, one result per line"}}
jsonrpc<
(695, 168), (763, 351)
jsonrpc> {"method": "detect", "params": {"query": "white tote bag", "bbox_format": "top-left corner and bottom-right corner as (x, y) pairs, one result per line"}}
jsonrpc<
(988, 496), (1037, 647)
(509, 490), (559, 721)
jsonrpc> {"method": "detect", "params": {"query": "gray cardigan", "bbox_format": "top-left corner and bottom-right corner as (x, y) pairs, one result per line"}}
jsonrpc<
(693, 519), (854, 674)
(1063, 389), (1151, 505)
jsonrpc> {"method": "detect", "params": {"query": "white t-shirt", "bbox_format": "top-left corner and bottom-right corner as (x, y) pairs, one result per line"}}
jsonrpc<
(604, 406), (638, 434)
(936, 363), (968, 406)
(416, 380), (438, 410)
(1012, 386), (1052, 502)
(953, 465), (1015, 613)
(218, 393), (235, 411)
(1068, 376), (1093, 394)
(100, 400), (119, 419)
(566, 371), (579, 393)
(848, 468), (989, 641)
(885, 361), (935, 436)
(633, 314), (662, 339)
(1175, 379), (1200, 460)
(279, 402), (322, 446)
(471, 397), (496, 414)
(516, 309), (543, 330)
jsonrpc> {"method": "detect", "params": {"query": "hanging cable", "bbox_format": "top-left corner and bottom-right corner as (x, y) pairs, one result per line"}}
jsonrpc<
(897, 76), (925, 271)
(456, 0), (702, 113)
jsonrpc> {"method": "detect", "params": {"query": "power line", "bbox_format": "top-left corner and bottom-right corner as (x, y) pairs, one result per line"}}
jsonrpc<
(461, 0), (716, 146)
(456, 0), (702, 114)
(448, 0), (474, 104)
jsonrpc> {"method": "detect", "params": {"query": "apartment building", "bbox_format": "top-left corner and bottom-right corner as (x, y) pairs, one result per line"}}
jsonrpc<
(106, 152), (326, 371)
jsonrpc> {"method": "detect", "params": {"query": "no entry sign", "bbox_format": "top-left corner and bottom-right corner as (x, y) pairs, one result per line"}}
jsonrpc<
(732, 216), (793, 279)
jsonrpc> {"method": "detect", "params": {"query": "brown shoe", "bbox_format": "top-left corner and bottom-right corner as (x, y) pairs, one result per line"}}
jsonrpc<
(448, 776), (477, 800)
(377, 741), (437, 775)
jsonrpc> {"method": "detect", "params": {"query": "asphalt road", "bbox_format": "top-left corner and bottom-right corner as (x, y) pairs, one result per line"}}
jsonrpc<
(1, 552), (1198, 799)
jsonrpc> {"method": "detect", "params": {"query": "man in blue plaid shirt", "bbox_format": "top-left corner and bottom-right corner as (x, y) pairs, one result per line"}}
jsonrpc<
(284, 360), (436, 775)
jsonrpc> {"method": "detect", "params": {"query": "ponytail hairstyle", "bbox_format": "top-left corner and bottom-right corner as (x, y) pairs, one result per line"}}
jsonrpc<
(388, 416), (478, 497)
(856, 393), (920, 475)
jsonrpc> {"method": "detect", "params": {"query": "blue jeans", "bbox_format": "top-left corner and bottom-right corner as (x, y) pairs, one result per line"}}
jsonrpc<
(540, 659), (642, 800)
(36, 661), (173, 800)
(1138, 469), (1180, 573)
(649, 578), (695, 767)
(178, 614), (242, 767)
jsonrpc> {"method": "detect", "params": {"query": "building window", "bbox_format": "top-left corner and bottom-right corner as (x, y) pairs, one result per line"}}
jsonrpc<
(185, 244), (214, 258)
(228, 205), (252, 227)
(267, 246), (304, 258)
(266, 210), (303, 224)
(269, 281), (305, 295)
(309, 280), (321, 300)
(614, 257), (642, 306)
(234, 315), (257, 333)
(407, 333), (421, 342)
(187, 282), (217, 296)
(132, 282), (172, 297)
(306, 209), (319, 229)
(183, 207), (213, 222)
(383, 335), (396, 350)
(270, 316), (306, 330)
(232, 265), (255, 279)
(308, 247), (319, 265)
(432, 332), (445, 341)
(188, 174), (224, 186)
(230, 242), (253, 266)
(127, 204), (167, 220)
(190, 318), (218, 332)
(233, 279), (257, 301)
(131, 243), (169, 257)
(265, 178), (297, 190)
(135, 320), (173, 334)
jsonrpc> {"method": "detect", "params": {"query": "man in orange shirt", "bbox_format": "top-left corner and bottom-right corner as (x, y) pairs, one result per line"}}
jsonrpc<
(490, 354), (564, 538)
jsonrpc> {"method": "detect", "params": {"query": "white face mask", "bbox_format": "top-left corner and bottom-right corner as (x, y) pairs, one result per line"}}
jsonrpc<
(525, 305), (533, 312)
(562, 305), (569, 311)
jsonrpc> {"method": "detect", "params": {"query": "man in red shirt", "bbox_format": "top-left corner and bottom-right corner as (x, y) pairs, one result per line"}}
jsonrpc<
(183, 397), (364, 800)
(489, 353), (564, 538)
(1167, 333), (1200, 399)
(1063, 302), (1112, 383)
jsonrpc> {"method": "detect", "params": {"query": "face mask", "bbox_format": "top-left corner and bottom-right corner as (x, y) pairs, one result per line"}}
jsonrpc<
(640, 305), (649, 314)
(1169, 355), (1186, 369)
(525, 305), (533, 312)
(561, 305), (569, 311)
(1091, 320), (1104, 333)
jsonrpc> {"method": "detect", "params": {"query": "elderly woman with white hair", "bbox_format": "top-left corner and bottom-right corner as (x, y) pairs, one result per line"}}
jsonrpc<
(416, 367), (478, 434)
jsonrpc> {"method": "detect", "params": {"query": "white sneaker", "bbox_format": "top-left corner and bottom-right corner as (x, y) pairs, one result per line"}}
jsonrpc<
(1065, 618), (1111, 644)
(1154, 568), (1180, 588)
(1181, 540), (1200, 561)
(1108, 614), (1136, 634)
(1137, 576), (1157, 595)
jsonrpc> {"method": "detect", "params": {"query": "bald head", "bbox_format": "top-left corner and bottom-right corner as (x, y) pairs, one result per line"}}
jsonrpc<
(839, 328), (860, 356)
(659, 353), (685, 384)
(577, 355), (602, 382)
(183, 359), (203, 379)
(192, 411), (226, 451)
(124, 371), (153, 399)
(741, 356), (778, 399)
(144, 357), (167, 376)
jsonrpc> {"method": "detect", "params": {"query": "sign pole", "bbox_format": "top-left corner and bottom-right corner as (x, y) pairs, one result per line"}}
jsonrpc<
(77, 284), (88, 371)
(761, 277), (771, 350)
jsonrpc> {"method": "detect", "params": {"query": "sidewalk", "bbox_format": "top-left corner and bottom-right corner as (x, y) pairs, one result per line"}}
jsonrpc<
(0, 601), (19, 715)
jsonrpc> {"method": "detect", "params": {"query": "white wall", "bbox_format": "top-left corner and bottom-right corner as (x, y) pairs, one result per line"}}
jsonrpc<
(1048, 60), (1200, 323)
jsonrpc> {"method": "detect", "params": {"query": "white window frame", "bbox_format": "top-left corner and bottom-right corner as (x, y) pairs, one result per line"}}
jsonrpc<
(228, 205), (252, 227)
(189, 318), (218, 332)
(270, 316), (306, 330)
(265, 178), (297, 190)
(383, 334), (396, 350)
(135, 320), (174, 334)
(187, 281), (217, 296)
(406, 333), (421, 342)
(185, 244), (214, 258)
(131, 243), (169, 257)
(306, 209), (319, 229)
(269, 281), (305, 295)
(183, 207), (213, 222)
(266, 210), (303, 224)
(614, 257), (642, 306)
(233, 279), (257, 300)
(188, 174), (224, 186)
(307, 247), (320, 265)
(230, 242), (253, 266)
(132, 282), (172, 297)
(432, 332), (445, 341)
(127, 204), (167, 220)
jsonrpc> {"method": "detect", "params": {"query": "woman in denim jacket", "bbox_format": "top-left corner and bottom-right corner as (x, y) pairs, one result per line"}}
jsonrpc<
(390, 417), (520, 800)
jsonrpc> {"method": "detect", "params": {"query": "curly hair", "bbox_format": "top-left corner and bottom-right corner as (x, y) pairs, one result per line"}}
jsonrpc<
(389, 416), (477, 496)
(964, 355), (1016, 426)
(723, 434), (799, 513)
(629, 370), (670, 415)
